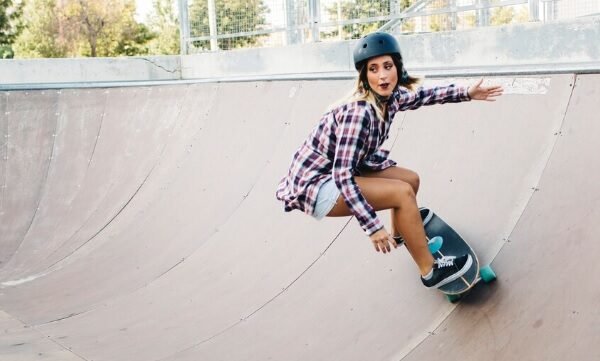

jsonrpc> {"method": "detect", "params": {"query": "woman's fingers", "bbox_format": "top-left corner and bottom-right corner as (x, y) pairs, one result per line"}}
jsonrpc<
(374, 239), (388, 253)
(372, 236), (382, 252)
(474, 85), (504, 101)
(390, 235), (398, 248)
(370, 229), (398, 254)
(485, 86), (504, 94)
(469, 79), (505, 101)
(372, 235), (396, 253)
(373, 240), (381, 252)
(484, 88), (504, 101)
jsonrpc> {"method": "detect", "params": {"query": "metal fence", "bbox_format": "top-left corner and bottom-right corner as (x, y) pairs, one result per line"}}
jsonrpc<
(178, 0), (600, 53)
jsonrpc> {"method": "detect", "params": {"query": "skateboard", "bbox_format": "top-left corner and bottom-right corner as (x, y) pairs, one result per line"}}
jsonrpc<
(419, 207), (496, 302)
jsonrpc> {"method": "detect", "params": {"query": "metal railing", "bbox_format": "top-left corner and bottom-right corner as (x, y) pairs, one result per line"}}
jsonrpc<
(178, 0), (600, 54)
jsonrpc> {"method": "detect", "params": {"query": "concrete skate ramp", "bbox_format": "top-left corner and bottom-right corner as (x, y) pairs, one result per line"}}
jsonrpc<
(0, 75), (598, 361)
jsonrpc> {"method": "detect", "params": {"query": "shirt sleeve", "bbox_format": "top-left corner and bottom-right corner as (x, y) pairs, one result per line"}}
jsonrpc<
(393, 84), (471, 111)
(333, 103), (384, 236)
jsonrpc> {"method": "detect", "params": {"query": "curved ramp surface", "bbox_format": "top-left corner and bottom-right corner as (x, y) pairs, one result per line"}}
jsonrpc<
(0, 75), (598, 361)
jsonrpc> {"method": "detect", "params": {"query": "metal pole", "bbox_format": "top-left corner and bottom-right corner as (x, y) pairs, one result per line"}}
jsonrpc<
(285, 0), (300, 45)
(285, 0), (292, 45)
(529, 0), (540, 21)
(207, 0), (219, 51)
(477, 0), (490, 27)
(547, 0), (557, 21)
(177, 0), (190, 55)
(337, 1), (343, 40)
(451, 0), (457, 30)
(388, 0), (397, 34)
(541, 0), (554, 22)
(308, 0), (320, 42)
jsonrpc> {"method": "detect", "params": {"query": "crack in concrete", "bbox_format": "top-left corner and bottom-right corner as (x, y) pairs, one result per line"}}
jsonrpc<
(139, 58), (181, 76)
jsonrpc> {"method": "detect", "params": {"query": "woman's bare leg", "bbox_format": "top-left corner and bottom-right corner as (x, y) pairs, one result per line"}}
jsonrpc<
(361, 167), (420, 239)
(327, 176), (433, 276)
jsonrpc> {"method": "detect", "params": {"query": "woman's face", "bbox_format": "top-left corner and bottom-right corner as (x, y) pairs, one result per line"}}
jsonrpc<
(366, 55), (398, 97)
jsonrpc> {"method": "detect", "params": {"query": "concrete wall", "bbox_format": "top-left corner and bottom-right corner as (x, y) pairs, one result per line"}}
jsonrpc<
(1, 16), (599, 88)
(182, 15), (600, 79)
(0, 56), (181, 86)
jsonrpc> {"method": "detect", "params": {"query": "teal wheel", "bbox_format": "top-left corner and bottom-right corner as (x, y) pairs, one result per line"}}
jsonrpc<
(446, 294), (462, 303)
(428, 236), (443, 254)
(480, 265), (497, 283)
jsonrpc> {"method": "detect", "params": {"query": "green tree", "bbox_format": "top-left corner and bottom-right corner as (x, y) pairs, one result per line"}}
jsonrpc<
(0, 0), (24, 58)
(490, 0), (529, 25)
(63, 0), (154, 57)
(490, 6), (514, 25)
(395, 0), (415, 33)
(113, 22), (155, 56)
(14, 0), (154, 58)
(189, 0), (269, 51)
(427, 1), (453, 32)
(491, 3), (529, 25)
(13, 0), (69, 58)
(147, 0), (180, 55)
(325, 0), (391, 40)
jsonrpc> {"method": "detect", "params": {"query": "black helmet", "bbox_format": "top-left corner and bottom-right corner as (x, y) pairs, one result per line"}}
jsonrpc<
(353, 32), (402, 70)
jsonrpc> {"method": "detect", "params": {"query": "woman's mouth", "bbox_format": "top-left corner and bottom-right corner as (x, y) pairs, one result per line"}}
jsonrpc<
(379, 83), (390, 90)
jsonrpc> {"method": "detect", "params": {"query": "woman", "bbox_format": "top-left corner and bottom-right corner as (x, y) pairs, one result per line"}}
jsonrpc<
(275, 32), (503, 289)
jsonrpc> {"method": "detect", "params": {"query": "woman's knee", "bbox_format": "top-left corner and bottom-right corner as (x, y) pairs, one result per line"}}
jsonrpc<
(362, 166), (420, 193)
(391, 167), (420, 194)
(405, 170), (420, 194)
(392, 180), (416, 204)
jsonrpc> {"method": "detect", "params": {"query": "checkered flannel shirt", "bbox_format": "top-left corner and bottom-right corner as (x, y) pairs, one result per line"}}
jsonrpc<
(276, 84), (471, 235)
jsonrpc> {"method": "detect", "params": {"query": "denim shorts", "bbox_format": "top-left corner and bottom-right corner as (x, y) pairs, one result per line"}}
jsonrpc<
(312, 179), (341, 220)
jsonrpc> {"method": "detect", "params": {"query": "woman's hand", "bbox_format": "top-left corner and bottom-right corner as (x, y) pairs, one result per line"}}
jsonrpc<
(370, 228), (397, 254)
(468, 78), (504, 101)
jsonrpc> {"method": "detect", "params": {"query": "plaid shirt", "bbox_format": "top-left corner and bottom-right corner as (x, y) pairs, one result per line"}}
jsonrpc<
(276, 84), (470, 235)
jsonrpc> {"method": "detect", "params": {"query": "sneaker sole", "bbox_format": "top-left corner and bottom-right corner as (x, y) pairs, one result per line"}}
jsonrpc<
(432, 255), (473, 289)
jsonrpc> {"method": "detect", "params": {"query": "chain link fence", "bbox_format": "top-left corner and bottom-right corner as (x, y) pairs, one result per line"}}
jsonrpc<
(179, 0), (600, 53)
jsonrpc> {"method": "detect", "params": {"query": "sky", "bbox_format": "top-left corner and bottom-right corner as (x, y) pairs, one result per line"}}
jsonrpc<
(135, 0), (154, 22)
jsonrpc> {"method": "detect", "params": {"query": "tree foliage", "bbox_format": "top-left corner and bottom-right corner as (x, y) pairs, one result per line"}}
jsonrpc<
(324, 0), (530, 37)
(426, 0), (453, 32)
(14, 0), (154, 58)
(324, 0), (392, 40)
(491, 5), (528, 26)
(147, 0), (180, 55)
(13, 0), (67, 57)
(189, 0), (269, 51)
(0, 0), (24, 58)
(62, 0), (154, 57)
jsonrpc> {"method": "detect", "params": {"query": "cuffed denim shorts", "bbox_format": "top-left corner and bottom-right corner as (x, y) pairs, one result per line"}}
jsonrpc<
(312, 179), (341, 220)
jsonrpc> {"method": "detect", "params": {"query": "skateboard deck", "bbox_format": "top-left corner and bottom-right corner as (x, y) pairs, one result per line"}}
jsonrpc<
(419, 207), (496, 302)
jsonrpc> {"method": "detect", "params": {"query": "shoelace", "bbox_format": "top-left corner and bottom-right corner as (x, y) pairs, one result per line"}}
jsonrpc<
(435, 255), (456, 268)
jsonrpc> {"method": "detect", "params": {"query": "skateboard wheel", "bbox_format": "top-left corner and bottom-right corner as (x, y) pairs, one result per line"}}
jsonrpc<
(446, 294), (462, 303)
(428, 236), (443, 254)
(480, 265), (497, 283)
